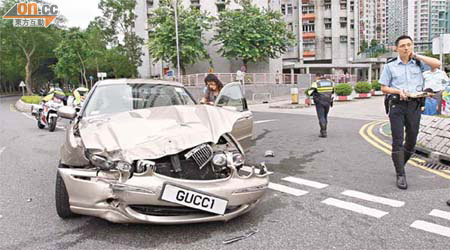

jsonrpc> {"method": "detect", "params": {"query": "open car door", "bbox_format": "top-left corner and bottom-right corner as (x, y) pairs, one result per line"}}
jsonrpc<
(214, 82), (253, 147)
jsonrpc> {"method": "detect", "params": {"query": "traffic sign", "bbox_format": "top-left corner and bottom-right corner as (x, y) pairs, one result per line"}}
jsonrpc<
(19, 81), (26, 96)
(89, 75), (94, 81)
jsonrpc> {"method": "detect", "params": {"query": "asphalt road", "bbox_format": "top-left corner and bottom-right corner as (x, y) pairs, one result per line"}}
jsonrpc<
(0, 96), (449, 250)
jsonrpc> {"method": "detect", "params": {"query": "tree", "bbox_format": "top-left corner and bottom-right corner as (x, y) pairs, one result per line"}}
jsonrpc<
(370, 39), (378, 48)
(53, 28), (91, 86)
(147, 0), (213, 75)
(213, 2), (296, 69)
(98, 0), (144, 77)
(360, 40), (368, 53)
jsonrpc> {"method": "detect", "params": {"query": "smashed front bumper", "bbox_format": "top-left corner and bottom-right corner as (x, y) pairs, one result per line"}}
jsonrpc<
(58, 166), (269, 224)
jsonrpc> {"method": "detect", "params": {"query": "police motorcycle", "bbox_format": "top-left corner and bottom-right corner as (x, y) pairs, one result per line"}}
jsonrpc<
(31, 87), (66, 132)
(67, 87), (89, 112)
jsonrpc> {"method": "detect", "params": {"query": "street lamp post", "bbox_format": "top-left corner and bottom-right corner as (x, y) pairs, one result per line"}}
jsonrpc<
(173, 0), (181, 82)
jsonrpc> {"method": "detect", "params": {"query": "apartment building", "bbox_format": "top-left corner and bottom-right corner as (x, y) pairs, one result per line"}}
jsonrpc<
(281, 0), (369, 76)
(135, 0), (281, 78)
(412, 0), (449, 51)
(386, 0), (409, 46)
(359, 0), (387, 45)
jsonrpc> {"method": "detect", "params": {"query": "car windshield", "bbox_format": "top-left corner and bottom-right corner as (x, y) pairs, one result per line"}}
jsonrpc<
(83, 83), (195, 116)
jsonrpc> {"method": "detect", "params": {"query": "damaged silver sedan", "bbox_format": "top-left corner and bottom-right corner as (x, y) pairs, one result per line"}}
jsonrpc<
(55, 79), (269, 224)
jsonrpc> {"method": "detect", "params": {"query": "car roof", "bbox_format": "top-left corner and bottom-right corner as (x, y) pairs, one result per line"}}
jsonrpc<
(94, 79), (184, 87)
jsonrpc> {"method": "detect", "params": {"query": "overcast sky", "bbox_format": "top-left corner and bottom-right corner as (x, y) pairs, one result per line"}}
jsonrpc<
(50, 0), (102, 29)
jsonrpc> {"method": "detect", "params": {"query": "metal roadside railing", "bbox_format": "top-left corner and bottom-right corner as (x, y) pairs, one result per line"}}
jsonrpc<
(173, 73), (357, 86)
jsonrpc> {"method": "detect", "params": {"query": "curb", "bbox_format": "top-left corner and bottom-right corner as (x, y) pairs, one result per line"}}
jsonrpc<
(268, 103), (310, 109)
(380, 122), (450, 166)
(15, 99), (33, 113)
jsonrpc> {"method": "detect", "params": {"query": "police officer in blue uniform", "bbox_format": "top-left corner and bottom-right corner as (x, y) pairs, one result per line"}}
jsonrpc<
(379, 35), (441, 189)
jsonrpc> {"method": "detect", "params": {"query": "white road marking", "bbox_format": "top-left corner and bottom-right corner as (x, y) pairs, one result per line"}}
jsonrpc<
(268, 183), (308, 196)
(282, 176), (329, 189)
(341, 190), (405, 208)
(321, 198), (388, 218)
(410, 220), (450, 238)
(0, 147), (5, 155)
(429, 209), (450, 221)
(254, 119), (277, 124)
(240, 166), (273, 175)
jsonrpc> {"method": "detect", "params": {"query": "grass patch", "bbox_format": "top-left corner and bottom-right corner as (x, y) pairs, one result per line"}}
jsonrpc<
(21, 95), (42, 104)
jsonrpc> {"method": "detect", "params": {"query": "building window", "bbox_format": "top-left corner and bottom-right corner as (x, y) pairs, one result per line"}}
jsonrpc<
(288, 23), (293, 32)
(287, 4), (293, 15)
(302, 5), (315, 14)
(341, 3), (347, 10)
(324, 37), (332, 43)
(190, 0), (200, 10)
(340, 35), (348, 42)
(302, 23), (315, 32)
(216, 1), (226, 12)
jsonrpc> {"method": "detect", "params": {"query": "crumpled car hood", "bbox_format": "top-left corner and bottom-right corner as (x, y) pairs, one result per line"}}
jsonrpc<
(79, 105), (241, 161)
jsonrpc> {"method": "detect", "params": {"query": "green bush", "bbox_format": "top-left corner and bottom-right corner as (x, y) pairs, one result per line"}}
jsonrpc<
(21, 95), (42, 104)
(335, 83), (353, 96)
(354, 82), (371, 93)
(371, 80), (381, 91)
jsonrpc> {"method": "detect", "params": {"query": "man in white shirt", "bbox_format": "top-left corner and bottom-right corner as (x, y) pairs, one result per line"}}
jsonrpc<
(423, 68), (449, 114)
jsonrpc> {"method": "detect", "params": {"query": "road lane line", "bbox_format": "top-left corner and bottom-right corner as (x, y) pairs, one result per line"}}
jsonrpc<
(360, 121), (450, 180)
(240, 166), (273, 175)
(282, 176), (329, 189)
(410, 220), (450, 238)
(268, 183), (308, 196)
(321, 198), (388, 218)
(254, 119), (277, 124)
(341, 190), (405, 207)
(0, 147), (5, 155)
(429, 209), (450, 221)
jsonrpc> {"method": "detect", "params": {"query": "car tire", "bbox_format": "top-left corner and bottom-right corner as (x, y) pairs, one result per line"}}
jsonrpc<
(37, 120), (45, 129)
(49, 116), (57, 132)
(55, 170), (76, 219)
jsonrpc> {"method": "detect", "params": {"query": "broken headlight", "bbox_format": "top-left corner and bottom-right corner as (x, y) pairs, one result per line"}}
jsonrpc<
(212, 153), (227, 166)
(212, 152), (245, 167)
(86, 152), (131, 172)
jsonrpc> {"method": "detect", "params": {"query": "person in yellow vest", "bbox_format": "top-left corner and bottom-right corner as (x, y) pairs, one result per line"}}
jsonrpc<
(305, 78), (335, 138)
(73, 87), (89, 106)
(43, 87), (67, 105)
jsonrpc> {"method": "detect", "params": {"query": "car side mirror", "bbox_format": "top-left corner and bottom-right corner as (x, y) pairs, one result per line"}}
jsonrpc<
(58, 106), (77, 120)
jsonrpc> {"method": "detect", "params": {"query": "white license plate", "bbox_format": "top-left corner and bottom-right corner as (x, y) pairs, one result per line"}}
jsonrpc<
(160, 184), (228, 215)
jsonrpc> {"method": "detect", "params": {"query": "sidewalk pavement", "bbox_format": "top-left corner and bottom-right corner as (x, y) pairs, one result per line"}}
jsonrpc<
(249, 95), (387, 121)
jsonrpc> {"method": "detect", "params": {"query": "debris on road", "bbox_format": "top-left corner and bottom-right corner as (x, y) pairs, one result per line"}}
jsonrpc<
(264, 150), (274, 157)
(222, 229), (258, 244)
(26, 198), (32, 202)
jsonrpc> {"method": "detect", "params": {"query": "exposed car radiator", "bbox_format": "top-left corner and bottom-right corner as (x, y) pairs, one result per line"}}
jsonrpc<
(184, 144), (213, 169)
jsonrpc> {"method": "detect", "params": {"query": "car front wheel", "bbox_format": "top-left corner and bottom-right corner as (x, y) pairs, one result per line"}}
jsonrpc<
(55, 169), (76, 219)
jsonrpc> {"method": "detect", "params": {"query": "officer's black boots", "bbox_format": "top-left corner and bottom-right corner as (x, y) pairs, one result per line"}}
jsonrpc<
(392, 151), (407, 189)
(404, 150), (414, 165)
(319, 123), (327, 138)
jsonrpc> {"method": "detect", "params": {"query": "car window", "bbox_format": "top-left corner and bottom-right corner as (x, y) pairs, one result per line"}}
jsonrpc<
(216, 84), (246, 111)
(83, 84), (195, 116)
